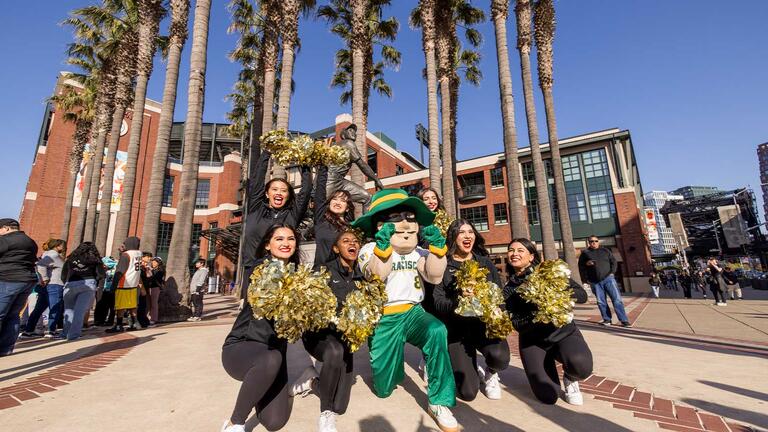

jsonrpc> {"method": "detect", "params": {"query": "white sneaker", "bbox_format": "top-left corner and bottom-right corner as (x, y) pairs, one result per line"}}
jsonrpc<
(418, 358), (428, 383)
(562, 376), (584, 406)
(428, 404), (459, 432)
(290, 365), (319, 397)
(318, 410), (338, 432)
(478, 366), (501, 400)
(220, 420), (245, 432)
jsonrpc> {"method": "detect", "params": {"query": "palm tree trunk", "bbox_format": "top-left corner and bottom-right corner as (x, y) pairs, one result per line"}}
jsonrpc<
(420, 1), (441, 194)
(492, 0), (528, 238)
(271, 41), (295, 179)
(166, 0), (211, 309)
(60, 166), (79, 241)
(60, 124), (88, 241)
(350, 0), (367, 207)
(94, 100), (127, 254)
(141, 1), (188, 253)
(439, 79), (456, 216)
(259, 1), (278, 144)
(82, 123), (110, 243)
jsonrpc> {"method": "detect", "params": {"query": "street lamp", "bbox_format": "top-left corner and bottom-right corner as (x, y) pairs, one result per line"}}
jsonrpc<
(712, 220), (722, 256)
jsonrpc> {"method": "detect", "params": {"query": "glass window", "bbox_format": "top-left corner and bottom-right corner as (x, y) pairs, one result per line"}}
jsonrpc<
(581, 149), (615, 220)
(156, 222), (173, 261)
(191, 223), (203, 254)
(493, 203), (508, 225)
(162, 175), (174, 207)
(582, 149), (609, 178)
(490, 167), (504, 188)
(460, 205), (489, 231)
(367, 147), (378, 175)
(395, 164), (404, 175)
(458, 172), (485, 197)
(207, 222), (218, 259)
(195, 179), (210, 209)
(562, 155), (581, 182)
(522, 162), (539, 225)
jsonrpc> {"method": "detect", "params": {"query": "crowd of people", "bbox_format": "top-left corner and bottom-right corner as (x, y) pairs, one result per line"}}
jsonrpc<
(648, 258), (744, 305)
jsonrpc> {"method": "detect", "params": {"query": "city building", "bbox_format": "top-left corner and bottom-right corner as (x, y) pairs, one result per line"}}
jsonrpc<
(758, 142), (768, 220)
(670, 185), (721, 200)
(642, 191), (684, 257)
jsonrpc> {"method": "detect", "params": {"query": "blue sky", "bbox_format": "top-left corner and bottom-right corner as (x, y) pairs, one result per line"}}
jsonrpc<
(1, 0), (766, 220)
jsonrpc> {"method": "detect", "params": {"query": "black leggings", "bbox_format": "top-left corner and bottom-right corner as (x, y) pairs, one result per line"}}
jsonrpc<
(192, 292), (204, 317)
(448, 326), (510, 401)
(302, 329), (354, 414)
(221, 341), (291, 429)
(519, 326), (593, 405)
(710, 284), (727, 303)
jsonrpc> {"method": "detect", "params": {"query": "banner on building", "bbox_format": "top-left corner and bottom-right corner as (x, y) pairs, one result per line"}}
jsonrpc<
(717, 205), (748, 248)
(667, 212), (689, 249)
(72, 145), (127, 211)
(644, 208), (660, 244)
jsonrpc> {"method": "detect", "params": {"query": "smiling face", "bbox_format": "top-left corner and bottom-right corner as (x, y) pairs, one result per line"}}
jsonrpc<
(455, 224), (476, 256)
(266, 227), (297, 260)
(507, 241), (535, 272)
(150, 260), (159, 270)
(329, 191), (349, 216)
(266, 180), (290, 209)
(421, 190), (439, 212)
(333, 232), (360, 262)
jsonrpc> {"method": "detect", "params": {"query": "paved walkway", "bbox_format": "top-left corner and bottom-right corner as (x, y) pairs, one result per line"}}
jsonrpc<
(1, 294), (766, 432)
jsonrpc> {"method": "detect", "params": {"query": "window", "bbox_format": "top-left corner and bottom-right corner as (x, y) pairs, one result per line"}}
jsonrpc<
(207, 222), (218, 259)
(195, 179), (210, 209)
(493, 203), (508, 225)
(367, 147), (378, 175)
(395, 164), (404, 175)
(581, 149), (615, 220)
(460, 205), (489, 231)
(490, 167), (504, 188)
(191, 223), (203, 253)
(582, 150), (609, 178)
(162, 175), (174, 207)
(458, 172), (485, 197)
(156, 222), (174, 261)
(522, 162), (539, 224)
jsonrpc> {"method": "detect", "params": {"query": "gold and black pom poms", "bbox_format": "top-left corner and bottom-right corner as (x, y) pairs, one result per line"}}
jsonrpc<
(433, 208), (454, 238)
(260, 130), (350, 167)
(248, 259), (338, 343)
(335, 275), (387, 352)
(517, 259), (575, 328)
(454, 260), (513, 339)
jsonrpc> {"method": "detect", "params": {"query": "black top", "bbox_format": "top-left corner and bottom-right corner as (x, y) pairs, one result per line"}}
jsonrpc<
(503, 266), (588, 341)
(313, 166), (350, 270)
(325, 256), (365, 312)
(224, 258), (286, 350)
(241, 150), (312, 271)
(578, 247), (617, 284)
(141, 268), (165, 289)
(429, 253), (503, 340)
(0, 231), (39, 282)
(721, 270), (738, 285)
(62, 258), (106, 283)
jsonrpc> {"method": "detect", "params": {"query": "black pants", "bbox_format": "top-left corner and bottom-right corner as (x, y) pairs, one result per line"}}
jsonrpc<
(710, 284), (726, 303)
(682, 284), (692, 299)
(519, 326), (593, 405)
(448, 320), (510, 401)
(221, 341), (291, 429)
(23, 285), (48, 333)
(94, 291), (115, 326)
(302, 329), (354, 414)
(136, 293), (150, 327)
(192, 292), (204, 318)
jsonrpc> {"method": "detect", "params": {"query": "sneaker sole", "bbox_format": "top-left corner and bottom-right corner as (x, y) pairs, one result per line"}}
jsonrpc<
(428, 411), (459, 432)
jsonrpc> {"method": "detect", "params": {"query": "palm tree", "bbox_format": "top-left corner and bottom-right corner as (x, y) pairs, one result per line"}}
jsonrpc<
(164, 0), (212, 306)
(534, 0), (577, 275)
(141, 0), (190, 254)
(414, 0), (441, 194)
(491, 0), (528, 238)
(516, 0), (556, 259)
(111, 0), (166, 256)
(259, 0), (279, 137)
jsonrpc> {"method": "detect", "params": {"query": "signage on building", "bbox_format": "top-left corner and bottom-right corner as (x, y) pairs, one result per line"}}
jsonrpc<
(668, 212), (689, 249)
(644, 208), (659, 244)
(72, 144), (127, 211)
(718, 205), (749, 248)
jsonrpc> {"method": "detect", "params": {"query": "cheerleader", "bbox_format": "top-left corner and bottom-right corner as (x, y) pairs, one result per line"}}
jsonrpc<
(312, 166), (355, 269)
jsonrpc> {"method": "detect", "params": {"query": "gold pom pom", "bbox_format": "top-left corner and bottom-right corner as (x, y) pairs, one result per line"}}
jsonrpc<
(517, 260), (574, 328)
(454, 260), (514, 339)
(336, 275), (387, 352)
(260, 130), (350, 167)
(433, 209), (454, 238)
(247, 259), (338, 343)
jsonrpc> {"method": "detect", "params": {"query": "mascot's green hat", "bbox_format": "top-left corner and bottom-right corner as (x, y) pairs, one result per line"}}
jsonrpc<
(352, 188), (435, 236)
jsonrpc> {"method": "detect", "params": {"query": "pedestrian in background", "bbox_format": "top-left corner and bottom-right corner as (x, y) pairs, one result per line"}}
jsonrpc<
(648, 271), (661, 298)
(0, 218), (39, 356)
(187, 259), (208, 322)
(106, 237), (143, 333)
(147, 257), (164, 323)
(94, 256), (117, 326)
(692, 270), (707, 299)
(36, 238), (66, 337)
(679, 270), (693, 299)
(61, 242), (105, 340)
(722, 266), (742, 300)
(578, 236), (631, 327)
(136, 252), (153, 328)
(706, 258), (727, 306)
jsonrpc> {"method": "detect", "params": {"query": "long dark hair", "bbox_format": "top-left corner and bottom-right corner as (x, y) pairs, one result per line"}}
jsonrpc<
(66, 242), (102, 265)
(505, 237), (541, 276)
(265, 178), (296, 209)
(446, 219), (488, 257)
(417, 187), (445, 212)
(256, 223), (301, 266)
(324, 189), (355, 231)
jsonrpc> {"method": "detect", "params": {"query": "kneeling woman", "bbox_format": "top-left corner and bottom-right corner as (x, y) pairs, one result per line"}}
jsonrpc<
(302, 230), (362, 432)
(504, 238), (592, 405)
(431, 220), (510, 401)
(221, 224), (299, 432)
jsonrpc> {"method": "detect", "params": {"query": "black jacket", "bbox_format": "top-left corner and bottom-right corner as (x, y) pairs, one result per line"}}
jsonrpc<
(503, 266), (587, 341)
(312, 166), (352, 270)
(578, 247), (617, 283)
(62, 258), (106, 283)
(722, 270), (738, 286)
(325, 256), (365, 313)
(0, 231), (39, 282)
(429, 253), (503, 340)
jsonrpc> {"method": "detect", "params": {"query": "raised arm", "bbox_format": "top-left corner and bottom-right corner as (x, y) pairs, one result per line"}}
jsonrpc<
(292, 165), (313, 222)
(348, 144), (384, 190)
(314, 165), (329, 220)
(247, 150), (271, 214)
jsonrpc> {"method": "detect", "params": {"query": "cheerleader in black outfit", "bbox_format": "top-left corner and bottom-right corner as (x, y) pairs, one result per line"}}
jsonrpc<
(504, 238), (592, 405)
(311, 166), (355, 270)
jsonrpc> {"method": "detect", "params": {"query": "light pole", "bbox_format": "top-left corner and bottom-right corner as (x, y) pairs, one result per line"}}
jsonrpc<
(712, 220), (722, 257)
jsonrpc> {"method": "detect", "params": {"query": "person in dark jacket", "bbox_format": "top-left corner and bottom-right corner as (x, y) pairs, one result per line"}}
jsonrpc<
(707, 258), (727, 305)
(312, 165), (356, 270)
(221, 224), (300, 432)
(429, 219), (510, 402)
(722, 266), (742, 300)
(61, 242), (105, 340)
(0, 218), (39, 356)
(505, 238), (592, 406)
(679, 270), (693, 299)
(577, 235), (630, 326)
(240, 150), (312, 299)
(692, 270), (707, 299)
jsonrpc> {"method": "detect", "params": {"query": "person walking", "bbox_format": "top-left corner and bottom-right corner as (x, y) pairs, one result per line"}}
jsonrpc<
(648, 271), (661, 298)
(106, 237), (143, 333)
(707, 258), (727, 306)
(659, 272), (668, 290)
(37, 239), (67, 337)
(146, 257), (164, 323)
(722, 266), (742, 300)
(505, 238), (593, 406)
(680, 270), (693, 299)
(187, 259), (208, 322)
(692, 270), (707, 299)
(578, 236), (631, 327)
(0, 218), (39, 356)
(61, 242), (105, 340)
(94, 256), (117, 326)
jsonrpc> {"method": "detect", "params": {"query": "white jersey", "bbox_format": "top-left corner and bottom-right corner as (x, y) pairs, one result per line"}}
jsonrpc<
(358, 242), (429, 306)
(117, 250), (143, 288)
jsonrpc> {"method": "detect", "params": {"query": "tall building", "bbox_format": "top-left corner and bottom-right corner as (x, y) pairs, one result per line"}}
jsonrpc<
(671, 185), (721, 199)
(758, 142), (768, 220)
(642, 191), (683, 257)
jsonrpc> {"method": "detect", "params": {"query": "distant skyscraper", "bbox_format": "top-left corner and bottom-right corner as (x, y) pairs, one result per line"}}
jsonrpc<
(670, 185), (721, 200)
(759, 142), (768, 220)
(643, 191), (684, 256)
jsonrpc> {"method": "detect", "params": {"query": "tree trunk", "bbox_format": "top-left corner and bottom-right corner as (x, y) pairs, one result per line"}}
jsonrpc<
(271, 42), (295, 179)
(492, 3), (528, 238)
(439, 79), (456, 216)
(82, 123), (110, 243)
(94, 102), (127, 255)
(420, 1), (441, 194)
(60, 164), (80, 242)
(71, 154), (94, 246)
(165, 0), (211, 315)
